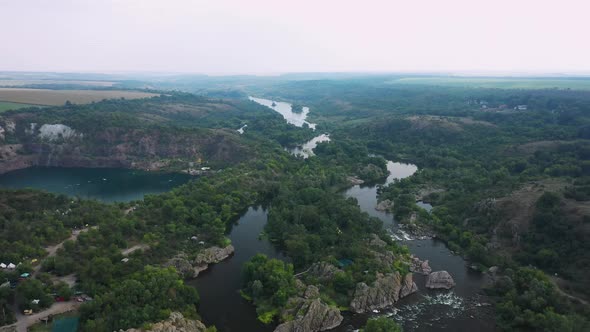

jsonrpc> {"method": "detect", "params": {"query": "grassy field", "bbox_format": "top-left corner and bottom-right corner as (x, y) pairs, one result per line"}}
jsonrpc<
(0, 101), (40, 112)
(0, 79), (116, 87)
(0, 88), (159, 106)
(389, 77), (590, 90)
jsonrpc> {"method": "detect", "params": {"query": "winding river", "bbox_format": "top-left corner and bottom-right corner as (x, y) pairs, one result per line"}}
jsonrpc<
(249, 97), (495, 331)
(0, 97), (495, 331)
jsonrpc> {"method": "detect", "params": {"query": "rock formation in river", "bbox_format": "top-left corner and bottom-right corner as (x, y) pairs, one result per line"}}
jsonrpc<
(349, 272), (418, 313)
(193, 245), (234, 276)
(425, 271), (456, 289)
(274, 285), (343, 332)
(375, 199), (394, 212)
(166, 245), (234, 278)
(409, 255), (432, 275)
(122, 312), (207, 332)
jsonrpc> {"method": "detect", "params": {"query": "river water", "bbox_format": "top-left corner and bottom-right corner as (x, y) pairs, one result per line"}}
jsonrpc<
(340, 162), (494, 331)
(249, 96), (317, 130)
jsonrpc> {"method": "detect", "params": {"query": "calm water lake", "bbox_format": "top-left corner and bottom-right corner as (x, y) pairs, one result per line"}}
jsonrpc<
(0, 167), (191, 202)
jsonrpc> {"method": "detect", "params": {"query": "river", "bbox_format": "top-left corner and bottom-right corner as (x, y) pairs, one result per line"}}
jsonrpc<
(1, 97), (495, 331)
(246, 97), (494, 331)
(0, 167), (191, 202)
(249, 96), (317, 130)
(340, 162), (494, 331)
(189, 207), (287, 332)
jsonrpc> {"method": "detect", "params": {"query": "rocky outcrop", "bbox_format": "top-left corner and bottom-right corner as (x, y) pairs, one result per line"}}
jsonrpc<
(372, 250), (396, 268)
(349, 272), (417, 313)
(123, 312), (206, 332)
(166, 245), (234, 278)
(426, 271), (455, 289)
(346, 176), (365, 185)
(274, 285), (343, 332)
(409, 255), (432, 275)
(193, 245), (234, 276)
(399, 272), (419, 298)
(369, 234), (387, 247)
(375, 199), (394, 212)
(166, 255), (200, 279)
(307, 262), (340, 281)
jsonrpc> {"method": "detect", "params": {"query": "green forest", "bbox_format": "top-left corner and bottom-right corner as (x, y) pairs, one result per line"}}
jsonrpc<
(1, 75), (589, 331)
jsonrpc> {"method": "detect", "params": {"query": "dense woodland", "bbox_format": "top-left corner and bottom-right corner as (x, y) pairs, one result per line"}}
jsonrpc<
(1, 77), (590, 331)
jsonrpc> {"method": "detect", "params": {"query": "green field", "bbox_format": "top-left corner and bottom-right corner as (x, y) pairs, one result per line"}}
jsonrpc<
(389, 77), (590, 90)
(0, 101), (40, 112)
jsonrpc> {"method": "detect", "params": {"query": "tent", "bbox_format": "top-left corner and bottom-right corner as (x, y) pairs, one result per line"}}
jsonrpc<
(0, 263), (6, 269)
(7, 263), (16, 269)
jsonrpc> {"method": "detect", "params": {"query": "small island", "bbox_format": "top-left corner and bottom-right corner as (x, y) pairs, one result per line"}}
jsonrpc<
(291, 103), (304, 113)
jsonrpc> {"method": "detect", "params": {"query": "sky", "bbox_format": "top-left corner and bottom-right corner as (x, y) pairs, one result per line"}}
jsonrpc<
(1, 0), (589, 75)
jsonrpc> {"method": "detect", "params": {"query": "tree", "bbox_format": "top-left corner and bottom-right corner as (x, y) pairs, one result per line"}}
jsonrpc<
(363, 317), (403, 332)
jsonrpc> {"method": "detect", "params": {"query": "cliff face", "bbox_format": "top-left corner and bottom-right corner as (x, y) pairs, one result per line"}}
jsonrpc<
(0, 116), (250, 174)
(349, 272), (418, 313)
(122, 312), (207, 332)
(274, 285), (343, 332)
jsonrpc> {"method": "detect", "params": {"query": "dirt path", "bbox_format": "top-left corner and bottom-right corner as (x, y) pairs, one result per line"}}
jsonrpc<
(121, 243), (149, 256)
(8, 301), (80, 332)
(551, 276), (589, 306)
(32, 227), (97, 276)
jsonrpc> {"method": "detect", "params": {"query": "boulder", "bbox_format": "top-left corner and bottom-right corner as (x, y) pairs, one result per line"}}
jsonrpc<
(409, 256), (432, 275)
(123, 312), (207, 332)
(426, 271), (455, 289)
(349, 272), (417, 313)
(274, 286), (343, 332)
(375, 199), (394, 212)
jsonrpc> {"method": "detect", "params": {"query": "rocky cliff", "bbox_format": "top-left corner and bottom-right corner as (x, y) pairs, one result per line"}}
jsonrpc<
(349, 272), (417, 313)
(0, 115), (250, 174)
(122, 312), (207, 332)
(166, 245), (235, 278)
(274, 285), (343, 332)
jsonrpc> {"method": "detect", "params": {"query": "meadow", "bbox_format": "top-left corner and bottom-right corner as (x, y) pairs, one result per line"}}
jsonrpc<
(0, 101), (40, 112)
(0, 88), (159, 106)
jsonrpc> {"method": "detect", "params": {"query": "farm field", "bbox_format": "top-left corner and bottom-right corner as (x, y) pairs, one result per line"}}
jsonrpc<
(0, 79), (116, 87)
(0, 88), (159, 106)
(389, 77), (590, 90)
(0, 101), (40, 112)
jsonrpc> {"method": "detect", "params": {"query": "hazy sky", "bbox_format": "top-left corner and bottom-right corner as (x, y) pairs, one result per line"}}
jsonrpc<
(1, 0), (589, 74)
